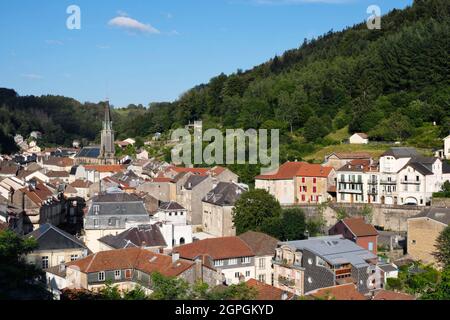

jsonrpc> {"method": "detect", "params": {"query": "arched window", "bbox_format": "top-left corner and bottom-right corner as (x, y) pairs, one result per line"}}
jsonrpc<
(179, 237), (185, 245)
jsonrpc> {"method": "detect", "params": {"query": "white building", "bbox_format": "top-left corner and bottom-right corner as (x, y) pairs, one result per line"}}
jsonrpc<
(151, 201), (192, 249)
(349, 133), (369, 144)
(444, 135), (450, 160)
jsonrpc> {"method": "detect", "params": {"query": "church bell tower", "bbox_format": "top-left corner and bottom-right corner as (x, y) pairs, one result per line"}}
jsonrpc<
(99, 100), (116, 164)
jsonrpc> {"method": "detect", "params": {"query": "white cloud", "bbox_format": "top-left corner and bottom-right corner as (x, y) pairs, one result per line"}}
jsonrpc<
(117, 10), (129, 17)
(21, 73), (43, 80)
(108, 16), (160, 34)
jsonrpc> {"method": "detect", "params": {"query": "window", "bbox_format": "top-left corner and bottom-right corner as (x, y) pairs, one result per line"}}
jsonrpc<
(114, 270), (121, 280)
(228, 258), (238, 265)
(180, 212), (183, 216)
(258, 258), (265, 269)
(307, 258), (313, 265)
(125, 269), (132, 279)
(70, 254), (79, 261)
(316, 257), (326, 267)
(307, 277), (313, 284)
(235, 272), (240, 278)
(98, 271), (105, 281)
(241, 257), (251, 264)
(313, 178), (317, 184)
(368, 242), (374, 252)
(301, 195), (306, 202)
(245, 271), (251, 277)
(179, 237), (185, 245)
(304, 186), (307, 192)
(313, 186), (317, 193)
(258, 274), (266, 283)
(169, 212), (172, 216)
(416, 176), (420, 182)
(302, 177), (305, 183)
(412, 240), (416, 245)
(214, 260), (224, 267)
(41, 256), (49, 269)
(94, 219), (99, 228)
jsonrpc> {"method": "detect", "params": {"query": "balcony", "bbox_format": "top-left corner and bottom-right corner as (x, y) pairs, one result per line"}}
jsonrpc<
(368, 179), (378, 185)
(339, 180), (363, 184)
(400, 179), (421, 185)
(278, 276), (295, 287)
(367, 189), (378, 195)
(338, 188), (363, 194)
(379, 179), (397, 185)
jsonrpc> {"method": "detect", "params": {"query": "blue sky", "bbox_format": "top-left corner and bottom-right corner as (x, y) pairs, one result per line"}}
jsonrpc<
(0, 0), (413, 107)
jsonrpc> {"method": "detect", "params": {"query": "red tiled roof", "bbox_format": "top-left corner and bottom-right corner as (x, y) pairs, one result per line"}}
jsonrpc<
(308, 284), (367, 300)
(151, 177), (175, 183)
(246, 279), (293, 300)
(342, 217), (378, 237)
(373, 290), (415, 300)
(66, 247), (194, 277)
(43, 157), (74, 167)
(209, 166), (226, 176)
(46, 171), (70, 178)
(166, 166), (210, 176)
(19, 183), (54, 206)
(84, 165), (124, 173)
(70, 179), (92, 188)
(255, 162), (333, 180)
(173, 237), (255, 260)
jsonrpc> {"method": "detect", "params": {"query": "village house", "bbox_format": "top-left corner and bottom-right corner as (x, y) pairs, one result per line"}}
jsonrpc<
(63, 247), (221, 294)
(273, 235), (379, 296)
(0, 199), (24, 234)
(173, 236), (255, 285)
(444, 135), (450, 160)
(25, 223), (89, 269)
(255, 161), (335, 205)
(349, 133), (369, 144)
(151, 201), (193, 249)
(83, 190), (151, 253)
(239, 231), (278, 285)
(407, 207), (450, 266)
(69, 179), (92, 199)
(38, 156), (74, 172)
(98, 224), (167, 252)
(75, 164), (124, 183)
(329, 217), (379, 254)
(323, 152), (372, 171)
(246, 279), (293, 300)
(202, 182), (247, 237)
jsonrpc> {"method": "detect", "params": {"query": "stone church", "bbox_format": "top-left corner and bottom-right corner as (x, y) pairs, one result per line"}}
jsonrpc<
(75, 101), (117, 165)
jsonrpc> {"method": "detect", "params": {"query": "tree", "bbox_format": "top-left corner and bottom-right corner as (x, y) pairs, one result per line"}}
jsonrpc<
(207, 282), (258, 300)
(149, 272), (190, 300)
(0, 230), (51, 299)
(262, 208), (307, 241)
(336, 208), (348, 221)
(433, 226), (450, 268)
(232, 189), (282, 234)
(421, 267), (450, 300)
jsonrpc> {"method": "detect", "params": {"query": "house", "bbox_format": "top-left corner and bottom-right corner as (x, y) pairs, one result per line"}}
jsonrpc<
(0, 176), (26, 200)
(444, 135), (450, 160)
(323, 152), (372, 171)
(75, 164), (124, 183)
(38, 156), (74, 172)
(407, 207), (450, 266)
(377, 263), (399, 285)
(64, 247), (220, 293)
(69, 179), (92, 199)
(98, 225), (167, 252)
(349, 133), (369, 144)
(307, 283), (366, 300)
(273, 235), (379, 296)
(239, 231), (278, 285)
(255, 161), (335, 205)
(246, 279), (293, 300)
(173, 236), (255, 285)
(12, 180), (66, 232)
(151, 201), (193, 249)
(136, 149), (149, 160)
(25, 223), (89, 269)
(329, 217), (379, 254)
(83, 190), (151, 253)
(202, 182), (247, 237)
(137, 177), (176, 202)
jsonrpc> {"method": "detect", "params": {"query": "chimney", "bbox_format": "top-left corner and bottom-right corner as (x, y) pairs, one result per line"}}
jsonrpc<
(172, 253), (180, 263)
(194, 258), (203, 281)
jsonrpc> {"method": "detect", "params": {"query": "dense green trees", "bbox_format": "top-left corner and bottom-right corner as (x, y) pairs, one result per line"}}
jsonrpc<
(433, 226), (450, 269)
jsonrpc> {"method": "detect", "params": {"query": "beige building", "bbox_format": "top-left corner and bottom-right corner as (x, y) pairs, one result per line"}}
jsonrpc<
(349, 133), (369, 144)
(26, 223), (89, 270)
(323, 152), (372, 171)
(239, 231), (278, 285)
(202, 182), (247, 237)
(407, 208), (450, 266)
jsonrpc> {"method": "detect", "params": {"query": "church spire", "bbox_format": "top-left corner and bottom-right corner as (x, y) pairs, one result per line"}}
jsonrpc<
(103, 99), (112, 130)
(99, 99), (116, 164)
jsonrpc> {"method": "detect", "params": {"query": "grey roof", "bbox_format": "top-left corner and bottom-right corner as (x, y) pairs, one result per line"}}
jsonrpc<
(184, 175), (208, 190)
(90, 192), (143, 203)
(26, 223), (88, 251)
(76, 146), (100, 158)
(410, 207), (450, 225)
(202, 182), (246, 206)
(443, 162), (450, 174)
(403, 161), (433, 176)
(159, 201), (185, 211)
(98, 225), (166, 249)
(382, 147), (421, 159)
(279, 235), (377, 268)
(378, 263), (398, 273)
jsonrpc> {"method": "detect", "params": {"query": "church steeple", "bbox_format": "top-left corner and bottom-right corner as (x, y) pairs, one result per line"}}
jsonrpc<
(99, 99), (116, 164)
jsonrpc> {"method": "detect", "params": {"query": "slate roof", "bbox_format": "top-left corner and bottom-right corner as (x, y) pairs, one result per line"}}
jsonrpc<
(443, 161), (450, 174)
(382, 147), (421, 159)
(184, 175), (208, 190)
(410, 207), (450, 225)
(173, 236), (255, 260)
(202, 182), (246, 206)
(239, 231), (278, 256)
(90, 192), (143, 203)
(159, 201), (185, 211)
(26, 223), (88, 251)
(378, 263), (398, 273)
(402, 161), (433, 175)
(76, 146), (101, 159)
(98, 225), (167, 249)
(66, 247), (193, 277)
(280, 235), (377, 268)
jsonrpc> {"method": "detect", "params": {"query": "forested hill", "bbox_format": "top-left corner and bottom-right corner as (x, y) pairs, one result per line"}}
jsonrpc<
(1, 0), (449, 157)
